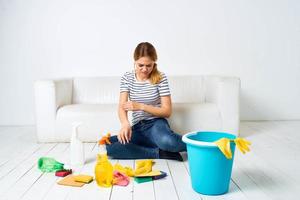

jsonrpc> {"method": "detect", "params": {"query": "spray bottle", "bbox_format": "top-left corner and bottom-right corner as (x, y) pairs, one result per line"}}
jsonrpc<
(70, 123), (84, 166)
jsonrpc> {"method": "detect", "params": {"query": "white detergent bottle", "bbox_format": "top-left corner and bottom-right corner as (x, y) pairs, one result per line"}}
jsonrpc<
(70, 123), (84, 166)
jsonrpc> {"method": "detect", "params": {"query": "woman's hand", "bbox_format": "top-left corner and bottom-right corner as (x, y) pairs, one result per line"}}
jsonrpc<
(117, 123), (132, 144)
(122, 101), (144, 111)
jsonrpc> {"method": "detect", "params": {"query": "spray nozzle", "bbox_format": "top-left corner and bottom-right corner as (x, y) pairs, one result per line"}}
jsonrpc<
(99, 133), (111, 145)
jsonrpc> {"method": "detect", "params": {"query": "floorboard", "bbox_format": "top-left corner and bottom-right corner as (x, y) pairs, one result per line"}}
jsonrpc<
(0, 121), (299, 200)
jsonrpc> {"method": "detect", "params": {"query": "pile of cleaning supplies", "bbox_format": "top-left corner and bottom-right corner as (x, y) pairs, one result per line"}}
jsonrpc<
(94, 133), (167, 187)
(37, 132), (168, 189)
(37, 157), (93, 187)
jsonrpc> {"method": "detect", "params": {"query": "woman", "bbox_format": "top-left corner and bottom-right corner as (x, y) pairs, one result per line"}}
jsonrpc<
(106, 42), (186, 161)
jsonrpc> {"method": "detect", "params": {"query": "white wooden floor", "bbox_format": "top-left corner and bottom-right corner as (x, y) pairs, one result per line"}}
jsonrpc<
(1, 121), (300, 200)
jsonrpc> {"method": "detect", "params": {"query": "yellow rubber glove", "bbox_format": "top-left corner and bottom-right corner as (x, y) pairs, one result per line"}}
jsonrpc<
(114, 163), (135, 177)
(235, 138), (251, 154)
(214, 137), (251, 159)
(134, 160), (153, 176)
(214, 138), (232, 159)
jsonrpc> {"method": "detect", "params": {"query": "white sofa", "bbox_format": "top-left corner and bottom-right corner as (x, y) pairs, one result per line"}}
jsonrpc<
(34, 75), (240, 142)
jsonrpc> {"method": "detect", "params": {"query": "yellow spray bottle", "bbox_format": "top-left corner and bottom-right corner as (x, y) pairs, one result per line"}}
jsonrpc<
(94, 133), (113, 187)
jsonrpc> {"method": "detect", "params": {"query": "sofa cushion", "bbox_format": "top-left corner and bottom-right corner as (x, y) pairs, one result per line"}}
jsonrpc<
(72, 77), (120, 104)
(55, 104), (122, 141)
(72, 76), (205, 104)
(54, 103), (221, 142)
(168, 76), (205, 103)
(169, 103), (222, 134)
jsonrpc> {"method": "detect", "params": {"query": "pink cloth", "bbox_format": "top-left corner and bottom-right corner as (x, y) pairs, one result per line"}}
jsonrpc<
(113, 171), (130, 186)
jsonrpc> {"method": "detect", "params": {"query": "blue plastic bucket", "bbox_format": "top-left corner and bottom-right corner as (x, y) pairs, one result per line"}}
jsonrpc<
(182, 131), (236, 195)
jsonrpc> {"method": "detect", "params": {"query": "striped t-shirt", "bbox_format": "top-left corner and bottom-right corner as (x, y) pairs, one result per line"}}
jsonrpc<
(120, 71), (171, 125)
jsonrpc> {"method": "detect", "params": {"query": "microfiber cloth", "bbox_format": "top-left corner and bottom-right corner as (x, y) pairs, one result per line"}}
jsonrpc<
(38, 157), (64, 172)
(113, 171), (130, 186)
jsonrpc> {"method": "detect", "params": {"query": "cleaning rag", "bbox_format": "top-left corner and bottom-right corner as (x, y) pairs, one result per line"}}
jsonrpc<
(38, 157), (64, 172)
(113, 171), (130, 186)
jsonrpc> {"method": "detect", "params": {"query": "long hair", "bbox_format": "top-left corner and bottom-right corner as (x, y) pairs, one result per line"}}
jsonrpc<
(134, 42), (162, 84)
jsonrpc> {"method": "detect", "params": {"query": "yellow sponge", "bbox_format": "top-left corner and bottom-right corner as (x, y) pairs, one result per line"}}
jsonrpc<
(57, 175), (85, 187)
(74, 175), (94, 183)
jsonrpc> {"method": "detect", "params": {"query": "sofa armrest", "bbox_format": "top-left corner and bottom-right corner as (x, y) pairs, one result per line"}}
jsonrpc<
(34, 79), (73, 142)
(204, 76), (240, 135)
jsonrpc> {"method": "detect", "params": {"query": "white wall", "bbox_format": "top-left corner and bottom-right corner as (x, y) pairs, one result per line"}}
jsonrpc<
(0, 0), (299, 125)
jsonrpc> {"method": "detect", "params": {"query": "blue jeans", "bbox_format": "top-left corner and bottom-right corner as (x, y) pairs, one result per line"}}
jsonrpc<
(106, 118), (187, 159)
